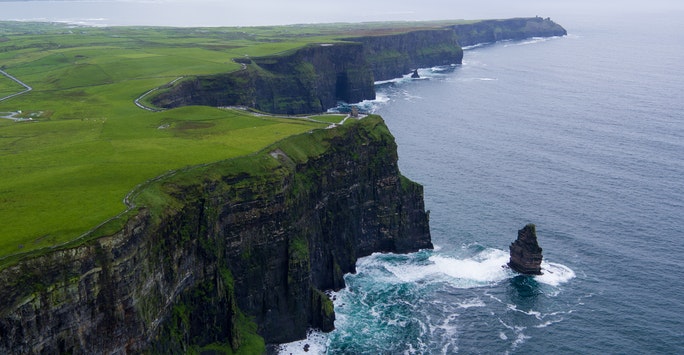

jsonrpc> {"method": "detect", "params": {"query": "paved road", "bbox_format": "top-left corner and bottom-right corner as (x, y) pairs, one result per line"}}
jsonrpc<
(134, 76), (184, 111)
(0, 69), (32, 102)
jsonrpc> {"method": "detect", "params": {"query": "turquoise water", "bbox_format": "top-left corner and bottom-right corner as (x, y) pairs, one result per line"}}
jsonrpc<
(281, 12), (684, 354)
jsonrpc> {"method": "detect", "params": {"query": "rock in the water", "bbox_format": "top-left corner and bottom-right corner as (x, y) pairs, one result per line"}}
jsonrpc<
(508, 224), (543, 275)
(411, 69), (420, 78)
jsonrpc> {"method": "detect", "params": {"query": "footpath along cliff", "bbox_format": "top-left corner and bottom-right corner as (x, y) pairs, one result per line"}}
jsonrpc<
(153, 17), (566, 114)
(0, 116), (431, 353)
(0, 17), (566, 353)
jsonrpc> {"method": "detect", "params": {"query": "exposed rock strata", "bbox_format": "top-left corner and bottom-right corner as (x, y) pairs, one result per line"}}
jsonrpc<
(508, 224), (543, 275)
(451, 17), (568, 47)
(152, 17), (566, 114)
(153, 42), (375, 115)
(345, 28), (463, 82)
(0, 116), (431, 353)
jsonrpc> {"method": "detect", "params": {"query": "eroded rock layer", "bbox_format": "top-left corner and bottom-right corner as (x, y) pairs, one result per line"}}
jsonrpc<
(0, 116), (431, 353)
(508, 224), (543, 275)
(152, 17), (566, 114)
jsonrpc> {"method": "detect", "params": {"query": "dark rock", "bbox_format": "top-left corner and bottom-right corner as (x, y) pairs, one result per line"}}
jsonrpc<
(451, 17), (567, 47)
(152, 17), (566, 115)
(508, 224), (543, 275)
(411, 69), (420, 78)
(349, 29), (463, 82)
(153, 42), (376, 115)
(0, 116), (431, 353)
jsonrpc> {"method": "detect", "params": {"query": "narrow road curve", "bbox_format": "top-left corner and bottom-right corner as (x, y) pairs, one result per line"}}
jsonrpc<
(0, 68), (32, 102)
(134, 76), (184, 111)
(135, 59), (248, 111)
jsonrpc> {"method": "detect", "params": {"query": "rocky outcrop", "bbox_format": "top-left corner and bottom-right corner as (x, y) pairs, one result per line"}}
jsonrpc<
(152, 17), (566, 114)
(0, 115), (432, 353)
(451, 17), (567, 47)
(508, 224), (543, 275)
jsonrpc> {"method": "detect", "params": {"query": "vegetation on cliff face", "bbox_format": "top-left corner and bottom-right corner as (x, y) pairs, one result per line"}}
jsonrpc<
(347, 28), (464, 82)
(0, 17), (565, 266)
(450, 17), (568, 46)
(0, 115), (431, 353)
(151, 17), (566, 112)
(0, 17), (565, 353)
(0, 21), (345, 263)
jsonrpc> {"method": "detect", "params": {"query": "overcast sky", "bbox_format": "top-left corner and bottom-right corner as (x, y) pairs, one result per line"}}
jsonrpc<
(1, 0), (682, 27)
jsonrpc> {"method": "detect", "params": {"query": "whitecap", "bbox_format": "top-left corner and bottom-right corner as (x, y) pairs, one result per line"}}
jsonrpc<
(430, 249), (511, 284)
(456, 298), (486, 309)
(511, 331), (531, 349)
(535, 261), (576, 286)
(430, 66), (449, 72)
(355, 249), (573, 290)
(462, 43), (488, 50)
(454, 77), (497, 83)
(326, 93), (390, 114)
(380, 248), (513, 288)
(277, 329), (328, 355)
(506, 304), (542, 320)
(374, 74), (413, 86)
(534, 317), (564, 328)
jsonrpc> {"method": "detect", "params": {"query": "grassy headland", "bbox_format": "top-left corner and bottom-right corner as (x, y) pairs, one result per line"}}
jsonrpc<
(0, 20), (469, 266)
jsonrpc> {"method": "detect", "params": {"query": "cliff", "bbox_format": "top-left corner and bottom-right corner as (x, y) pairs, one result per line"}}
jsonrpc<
(152, 17), (566, 114)
(451, 17), (568, 47)
(344, 28), (463, 82)
(0, 115), (432, 353)
(152, 42), (376, 115)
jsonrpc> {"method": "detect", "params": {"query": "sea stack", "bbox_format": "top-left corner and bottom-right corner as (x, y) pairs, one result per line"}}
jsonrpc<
(411, 69), (420, 78)
(508, 224), (543, 275)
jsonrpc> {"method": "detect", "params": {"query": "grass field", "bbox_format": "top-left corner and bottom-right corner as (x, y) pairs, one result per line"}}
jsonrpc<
(0, 20), (468, 265)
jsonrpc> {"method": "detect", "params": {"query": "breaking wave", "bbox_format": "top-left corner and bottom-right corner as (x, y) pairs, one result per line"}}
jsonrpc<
(278, 248), (575, 354)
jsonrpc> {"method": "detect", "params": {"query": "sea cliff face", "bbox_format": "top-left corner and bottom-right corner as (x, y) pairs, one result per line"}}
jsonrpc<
(0, 116), (431, 353)
(345, 28), (463, 82)
(152, 17), (566, 114)
(152, 42), (376, 115)
(451, 17), (568, 47)
(0, 17), (566, 353)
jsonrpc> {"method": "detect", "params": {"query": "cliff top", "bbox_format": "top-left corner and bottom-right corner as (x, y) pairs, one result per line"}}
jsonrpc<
(0, 17), (564, 267)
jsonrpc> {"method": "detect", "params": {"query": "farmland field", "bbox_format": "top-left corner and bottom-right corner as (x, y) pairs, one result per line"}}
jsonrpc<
(0, 22), (347, 263)
(0, 20), (465, 266)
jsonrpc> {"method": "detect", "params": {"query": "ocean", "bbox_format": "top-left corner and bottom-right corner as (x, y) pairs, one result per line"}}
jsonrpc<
(2, 2), (683, 354)
(280, 11), (684, 355)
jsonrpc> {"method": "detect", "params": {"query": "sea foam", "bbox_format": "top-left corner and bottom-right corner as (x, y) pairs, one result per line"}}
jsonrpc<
(535, 262), (576, 286)
(276, 329), (328, 355)
(376, 248), (513, 288)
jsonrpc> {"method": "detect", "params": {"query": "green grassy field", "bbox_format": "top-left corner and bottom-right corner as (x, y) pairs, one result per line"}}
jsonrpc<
(0, 20), (468, 265)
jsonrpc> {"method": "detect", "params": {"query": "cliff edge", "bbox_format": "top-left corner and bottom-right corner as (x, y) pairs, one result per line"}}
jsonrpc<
(151, 17), (566, 114)
(0, 115), (431, 353)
